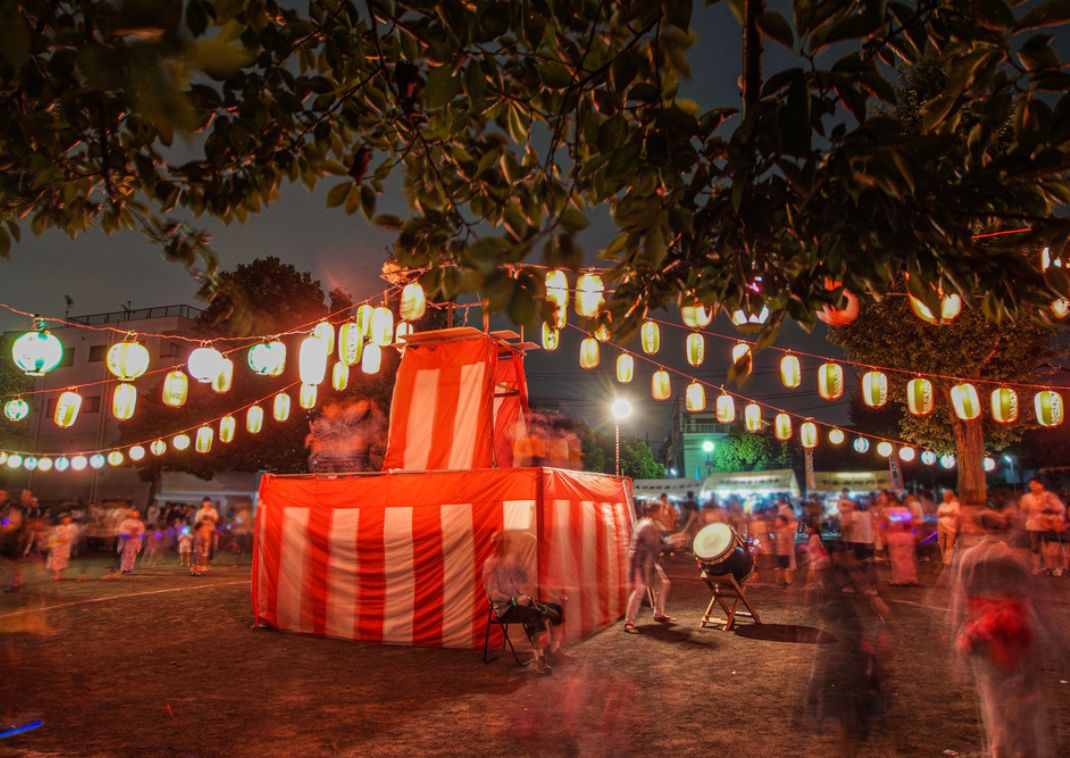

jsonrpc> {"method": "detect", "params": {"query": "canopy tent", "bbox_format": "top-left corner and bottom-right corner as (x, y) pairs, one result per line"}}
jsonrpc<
(252, 467), (633, 648)
(809, 470), (892, 494)
(631, 478), (702, 502)
(699, 469), (801, 500)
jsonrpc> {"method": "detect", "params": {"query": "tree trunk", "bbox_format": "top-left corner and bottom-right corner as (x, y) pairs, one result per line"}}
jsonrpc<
(952, 418), (986, 505)
(741, 0), (765, 114)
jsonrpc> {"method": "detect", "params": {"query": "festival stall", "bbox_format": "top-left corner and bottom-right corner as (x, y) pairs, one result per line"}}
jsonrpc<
(698, 468), (801, 500)
(809, 470), (892, 494)
(632, 477), (702, 502)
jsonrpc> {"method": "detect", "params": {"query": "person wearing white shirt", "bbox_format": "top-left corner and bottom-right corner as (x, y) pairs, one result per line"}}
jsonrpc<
(936, 491), (961, 567)
(1019, 479), (1066, 576)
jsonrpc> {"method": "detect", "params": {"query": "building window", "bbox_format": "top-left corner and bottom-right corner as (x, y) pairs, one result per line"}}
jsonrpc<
(58, 348), (75, 367)
(88, 345), (107, 362)
(159, 340), (181, 359)
(83, 395), (102, 414)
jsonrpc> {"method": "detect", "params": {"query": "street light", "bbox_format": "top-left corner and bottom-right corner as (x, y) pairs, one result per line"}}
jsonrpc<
(703, 440), (715, 476)
(611, 398), (632, 477)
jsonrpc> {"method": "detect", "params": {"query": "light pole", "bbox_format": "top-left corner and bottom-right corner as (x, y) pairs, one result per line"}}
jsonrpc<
(611, 398), (632, 477)
(703, 439), (715, 478)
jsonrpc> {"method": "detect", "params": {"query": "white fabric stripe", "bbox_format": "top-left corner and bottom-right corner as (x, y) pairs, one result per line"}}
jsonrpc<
(382, 507), (415, 645)
(581, 502), (598, 628)
(448, 361), (487, 470)
(402, 368), (439, 471)
(276, 507), (310, 633)
(503, 499), (535, 532)
(324, 508), (360, 640)
(439, 503), (475, 648)
(602, 503), (620, 619)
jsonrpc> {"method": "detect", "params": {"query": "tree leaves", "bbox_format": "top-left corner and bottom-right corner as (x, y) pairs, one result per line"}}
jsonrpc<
(1016, 0), (1070, 31)
(757, 11), (793, 49)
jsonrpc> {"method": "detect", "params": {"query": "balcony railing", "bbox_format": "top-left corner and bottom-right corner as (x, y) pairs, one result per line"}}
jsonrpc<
(67, 304), (204, 326)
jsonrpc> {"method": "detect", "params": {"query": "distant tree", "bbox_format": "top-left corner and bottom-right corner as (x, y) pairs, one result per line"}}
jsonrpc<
(619, 438), (665, 480)
(709, 428), (793, 472)
(581, 428), (610, 475)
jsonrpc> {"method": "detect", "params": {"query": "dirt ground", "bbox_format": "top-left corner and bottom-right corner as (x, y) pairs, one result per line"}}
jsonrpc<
(1, 552), (1068, 758)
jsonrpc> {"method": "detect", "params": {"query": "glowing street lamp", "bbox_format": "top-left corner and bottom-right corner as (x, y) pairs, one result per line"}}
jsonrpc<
(611, 398), (632, 477)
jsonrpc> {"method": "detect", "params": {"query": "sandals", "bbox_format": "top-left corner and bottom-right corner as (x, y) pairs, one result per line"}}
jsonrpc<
(623, 622), (639, 634)
(652, 614), (676, 623)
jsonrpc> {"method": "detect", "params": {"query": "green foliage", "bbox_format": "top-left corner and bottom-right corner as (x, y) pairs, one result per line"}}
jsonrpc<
(619, 438), (665, 479)
(0, 336), (31, 449)
(581, 428), (609, 474)
(709, 428), (794, 472)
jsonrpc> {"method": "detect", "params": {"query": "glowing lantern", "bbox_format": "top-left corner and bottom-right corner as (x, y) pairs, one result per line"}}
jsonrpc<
(400, 282), (426, 321)
(731, 306), (770, 326)
(651, 369), (671, 401)
(744, 403), (762, 432)
(246, 405), (264, 434)
(685, 382), (706, 412)
(23, 456), (36, 471)
(3, 399), (28, 422)
(1034, 390), (1064, 427)
(950, 383), (982, 421)
(920, 450), (937, 466)
(545, 270), (569, 328)
(541, 323), (559, 351)
(107, 340), (150, 381)
(37, 457), (53, 472)
(909, 290), (962, 325)
(6, 454), (22, 469)
(338, 323), (363, 366)
(356, 304), (374, 337)
(0, 451), (7, 465)
(874, 441), (892, 458)
(300, 383), (318, 410)
(817, 363), (844, 400)
(161, 370), (189, 408)
(800, 421), (818, 449)
(211, 358), (234, 394)
(129, 445), (146, 462)
(906, 378), (934, 416)
(312, 321), (336, 355)
(395, 321), (414, 345)
(681, 301), (714, 329)
(107, 450), (124, 466)
(575, 273), (604, 318)
(172, 434), (191, 452)
(150, 439), (167, 456)
(195, 426), (214, 454)
(779, 354), (801, 389)
(1041, 246), (1063, 271)
(54, 391), (82, 428)
(616, 354), (634, 383)
(188, 346), (224, 383)
(990, 387), (1018, 424)
(579, 337), (600, 369)
(899, 446), (916, 462)
(853, 437), (870, 453)
(1052, 299), (1069, 319)
(71, 455), (88, 471)
(940, 454), (956, 469)
(686, 333), (705, 367)
(774, 413), (792, 441)
(299, 335), (328, 385)
(248, 341), (287, 376)
(828, 428), (845, 445)
(111, 383), (138, 421)
(984, 456), (996, 472)
(273, 392), (291, 422)
(817, 280), (860, 326)
(861, 371), (888, 408)
(371, 306), (394, 347)
(640, 321), (660, 355)
(731, 342), (752, 368)
(88, 454), (104, 469)
(219, 415), (236, 444)
(716, 394), (736, 423)
(11, 320), (63, 377)
(361, 343), (382, 374)
(55, 457), (70, 472)
(331, 362), (350, 392)
(594, 324), (611, 343)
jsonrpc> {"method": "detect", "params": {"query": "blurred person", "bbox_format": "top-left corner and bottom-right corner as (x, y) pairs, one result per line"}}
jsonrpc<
(805, 520), (829, 590)
(1, 490), (26, 592)
(623, 502), (676, 634)
(1019, 477), (1065, 576)
(117, 509), (145, 575)
(177, 525), (193, 567)
(937, 490), (961, 567)
(142, 522), (166, 568)
(191, 520), (212, 576)
(885, 498), (918, 586)
(47, 514), (78, 581)
(772, 514), (796, 587)
(146, 500), (161, 528)
(652, 493), (676, 535)
(195, 497), (220, 560)
(778, 498), (799, 573)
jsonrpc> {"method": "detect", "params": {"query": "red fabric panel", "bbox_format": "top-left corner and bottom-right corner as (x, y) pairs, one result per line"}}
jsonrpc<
(410, 505), (444, 647)
(383, 350), (419, 469)
(430, 359), (462, 467)
(596, 503), (610, 628)
(492, 351), (530, 468)
(569, 501), (590, 638)
(471, 497), (505, 649)
(356, 505), (385, 643)
(301, 506), (333, 636)
(256, 489), (286, 629)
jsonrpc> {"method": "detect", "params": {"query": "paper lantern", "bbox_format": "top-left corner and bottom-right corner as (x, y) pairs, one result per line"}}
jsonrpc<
(828, 428), (845, 445)
(715, 394), (736, 424)
(107, 450), (124, 466)
(299, 335), (329, 385)
(11, 322), (63, 377)
(800, 421), (818, 449)
(906, 378), (934, 416)
(361, 343), (382, 374)
(273, 392), (291, 422)
(731, 342), (751, 367)
(779, 354), (801, 389)
(71, 455), (88, 471)
(337, 323), (364, 366)
(984, 456), (996, 472)
(195, 426), (214, 454)
(910, 291), (962, 325)
(575, 273), (604, 318)
(651, 369), (671, 401)
(744, 403), (762, 432)
(541, 323), (559, 351)
(6, 454), (22, 469)
(1052, 298), (1069, 319)
(817, 280), (860, 326)
(686, 333), (705, 367)
(685, 382), (706, 412)
(395, 321), (414, 344)
(150, 439), (167, 456)
(616, 353), (634, 383)
(853, 437), (870, 453)
(371, 306), (394, 347)
(54, 391), (82, 428)
(89, 454), (106, 469)
(299, 383), (318, 410)
(312, 321), (336, 355)
(188, 346), (224, 383)
(940, 454), (956, 469)
(579, 337), (600, 369)
(36, 457), (52, 472)
(246, 405), (264, 434)
(0, 451), (7, 465)
(545, 270), (569, 328)
(23, 456), (36, 471)
(128, 445), (146, 462)
(774, 413), (792, 441)
(111, 383), (137, 421)
(107, 340), (150, 381)
(817, 363), (844, 400)
(861, 371), (888, 408)
(1041, 246), (1062, 271)
(3, 398), (28, 422)
(640, 320), (660, 355)
(211, 357), (234, 393)
(161, 370), (189, 408)
(731, 306), (770, 326)
(950, 383), (981, 421)
(1035, 390), (1064, 427)
(680, 301), (713, 329)
(990, 387), (1018, 424)
(331, 361), (350, 391)
(55, 456), (70, 472)
(898, 446), (916, 463)
(920, 450), (937, 466)
(219, 415), (236, 443)
(356, 304), (374, 337)
(594, 324), (611, 343)
(248, 341), (287, 376)
(172, 434), (191, 452)
(400, 282), (426, 321)
(876, 441), (893, 458)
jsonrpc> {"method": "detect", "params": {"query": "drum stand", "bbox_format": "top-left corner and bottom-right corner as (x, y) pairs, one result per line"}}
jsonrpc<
(699, 572), (761, 631)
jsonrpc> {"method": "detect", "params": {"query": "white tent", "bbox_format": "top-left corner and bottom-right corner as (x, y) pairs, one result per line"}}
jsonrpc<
(699, 469), (800, 500)
(809, 470), (891, 494)
(632, 477), (702, 502)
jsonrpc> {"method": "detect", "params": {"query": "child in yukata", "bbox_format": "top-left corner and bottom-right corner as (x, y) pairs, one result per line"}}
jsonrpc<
(178, 527), (193, 567)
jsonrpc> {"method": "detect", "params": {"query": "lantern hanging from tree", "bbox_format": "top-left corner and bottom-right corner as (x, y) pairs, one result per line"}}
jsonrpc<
(106, 339), (150, 381)
(853, 437), (870, 453)
(211, 358), (234, 394)
(594, 324), (611, 343)
(312, 321), (335, 355)
(779, 354), (801, 388)
(3, 398), (28, 422)
(395, 321), (414, 344)
(6, 454), (22, 469)
(1034, 390), (1064, 427)
(300, 383), (318, 410)
(371, 306), (394, 347)
(172, 433), (191, 451)
(219, 415), (236, 443)
(161, 370), (189, 407)
(107, 450), (124, 466)
(337, 324), (363, 366)
(54, 391), (82, 428)
(909, 290), (962, 325)
(575, 273), (604, 318)
(195, 426), (213, 454)
(940, 454), (956, 469)
(816, 280), (860, 326)
(861, 371), (888, 408)
(11, 320), (63, 377)
(921, 450), (937, 465)
(36, 457), (53, 472)
(22, 456), (37, 471)
(356, 304), (374, 337)
(680, 301), (713, 329)
(331, 361), (350, 391)
(651, 369), (671, 401)
(774, 413), (792, 441)
(899, 447), (916, 463)
(1052, 299), (1069, 319)
(715, 394), (735, 423)
(685, 382), (706, 412)
(640, 320), (660, 355)
(70, 455), (87, 470)
(984, 456), (996, 472)
(616, 354), (634, 383)
(273, 392), (291, 422)
(731, 342), (751, 367)
(54, 456), (70, 472)
(299, 335), (328, 385)
(817, 363), (844, 400)
(545, 270), (569, 328)
(541, 323), (559, 351)
(686, 332), (705, 367)
(361, 343), (382, 374)
(800, 421), (818, 449)
(128, 445), (145, 462)
(744, 403), (762, 432)
(828, 428), (845, 445)
(400, 282), (426, 321)
(150, 439), (167, 456)
(188, 346), (224, 383)
(906, 377), (934, 416)
(731, 306), (770, 326)
(248, 341), (287, 375)
(246, 405), (264, 434)
(950, 383), (981, 420)
(112, 383), (137, 420)
(990, 387), (1019, 424)
(579, 337), (600, 369)
(876, 441), (893, 457)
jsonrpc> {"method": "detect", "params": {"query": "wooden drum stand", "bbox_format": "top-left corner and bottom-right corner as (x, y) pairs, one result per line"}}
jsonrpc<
(699, 570), (761, 632)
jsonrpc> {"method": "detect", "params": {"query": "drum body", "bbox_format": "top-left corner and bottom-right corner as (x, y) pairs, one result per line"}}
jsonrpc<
(693, 523), (755, 584)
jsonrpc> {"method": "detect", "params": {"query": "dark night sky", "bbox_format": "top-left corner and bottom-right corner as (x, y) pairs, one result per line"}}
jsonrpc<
(1, 3), (1061, 444)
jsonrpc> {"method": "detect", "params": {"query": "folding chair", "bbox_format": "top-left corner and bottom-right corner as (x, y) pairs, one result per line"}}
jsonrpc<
(482, 601), (535, 666)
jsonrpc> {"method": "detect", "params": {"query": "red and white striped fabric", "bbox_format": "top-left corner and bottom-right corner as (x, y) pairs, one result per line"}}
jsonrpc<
(252, 468), (633, 649)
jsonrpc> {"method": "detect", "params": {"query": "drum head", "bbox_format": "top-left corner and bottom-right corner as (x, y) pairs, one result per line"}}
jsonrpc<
(693, 523), (734, 561)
